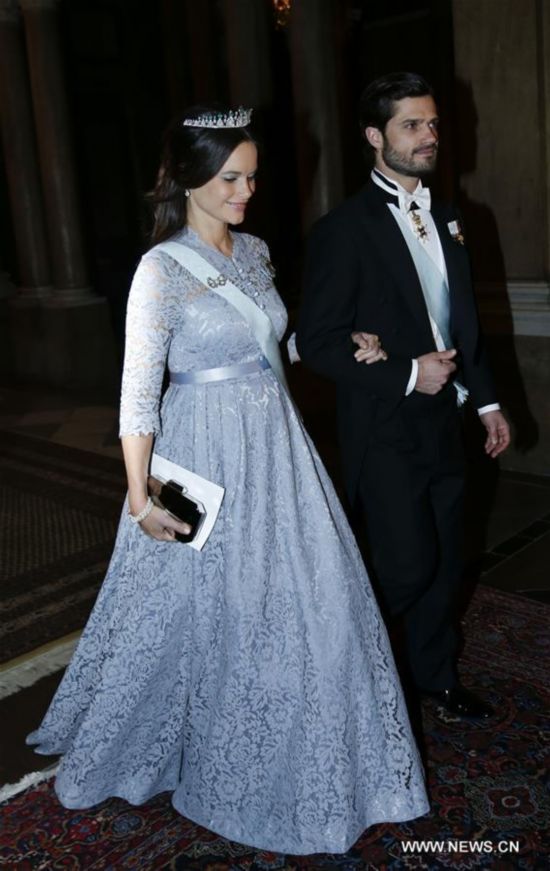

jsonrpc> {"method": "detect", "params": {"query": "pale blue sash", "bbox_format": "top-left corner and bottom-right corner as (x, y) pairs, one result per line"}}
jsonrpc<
(156, 241), (289, 393)
(396, 217), (452, 347)
(395, 215), (468, 403)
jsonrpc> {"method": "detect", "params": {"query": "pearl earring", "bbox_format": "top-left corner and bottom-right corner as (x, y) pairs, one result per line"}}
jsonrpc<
(185, 189), (190, 198)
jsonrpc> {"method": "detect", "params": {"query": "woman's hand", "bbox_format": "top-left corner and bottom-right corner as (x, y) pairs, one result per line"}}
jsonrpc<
(122, 434), (191, 543)
(351, 331), (388, 364)
(134, 502), (192, 542)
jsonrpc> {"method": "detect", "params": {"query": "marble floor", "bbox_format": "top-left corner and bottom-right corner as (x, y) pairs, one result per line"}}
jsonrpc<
(1, 381), (549, 792)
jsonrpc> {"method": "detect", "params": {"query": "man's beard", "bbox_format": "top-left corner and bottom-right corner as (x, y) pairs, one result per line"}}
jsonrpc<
(382, 139), (437, 177)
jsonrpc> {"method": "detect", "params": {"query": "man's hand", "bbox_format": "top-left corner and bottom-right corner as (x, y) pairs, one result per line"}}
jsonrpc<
(415, 350), (457, 395)
(351, 331), (388, 364)
(479, 409), (511, 458)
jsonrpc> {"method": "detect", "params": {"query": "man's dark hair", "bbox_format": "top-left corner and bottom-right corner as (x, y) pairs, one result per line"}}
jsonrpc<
(358, 71), (435, 145)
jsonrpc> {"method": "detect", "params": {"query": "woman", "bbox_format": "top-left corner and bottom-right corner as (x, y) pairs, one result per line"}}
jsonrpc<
(28, 106), (429, 854)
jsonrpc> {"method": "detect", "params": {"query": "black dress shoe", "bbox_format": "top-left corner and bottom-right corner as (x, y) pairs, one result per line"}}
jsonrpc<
(426, 684), (494, 719)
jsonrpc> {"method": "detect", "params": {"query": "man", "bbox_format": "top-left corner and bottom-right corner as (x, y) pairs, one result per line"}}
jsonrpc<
(296, 72), (510, 718)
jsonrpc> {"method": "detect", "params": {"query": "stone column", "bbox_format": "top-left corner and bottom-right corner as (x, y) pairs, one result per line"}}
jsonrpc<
(0, 0), (51, 298)
(452, 0), (545, 281)
(288, 0), (344, 230)
(14, 0), (118, 389)
(184, 0), (219, 103)
(160, 0), (191, 112)
(20, 0), (91, 303)
(540, 0), (550, 279)
(0, 254), (15, 378)
(221, 0), (272, 109)
(0, 262), (15, 300)
(0, 0), (51, 383)
(219, 0), (275, 242)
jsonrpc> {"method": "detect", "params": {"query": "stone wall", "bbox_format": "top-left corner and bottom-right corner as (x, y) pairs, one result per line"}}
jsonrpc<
(453, 0), (550, 475)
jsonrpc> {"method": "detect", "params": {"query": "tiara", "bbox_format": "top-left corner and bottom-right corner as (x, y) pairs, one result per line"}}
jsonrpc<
(182, 107), (252, 129)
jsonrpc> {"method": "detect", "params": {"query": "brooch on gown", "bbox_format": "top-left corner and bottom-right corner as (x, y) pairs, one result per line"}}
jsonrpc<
(207, 274), (228, 288)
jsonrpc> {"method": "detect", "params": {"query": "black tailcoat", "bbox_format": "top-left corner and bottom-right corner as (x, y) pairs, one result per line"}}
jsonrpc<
(296, 179), (496, 504)
(296, 179), (498, 691)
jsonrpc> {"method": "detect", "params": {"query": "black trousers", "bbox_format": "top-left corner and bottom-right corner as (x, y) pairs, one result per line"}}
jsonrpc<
(357, 402), (465, 691)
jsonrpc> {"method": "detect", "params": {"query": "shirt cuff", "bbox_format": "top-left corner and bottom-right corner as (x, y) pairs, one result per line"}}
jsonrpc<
(405, 359), (418, 396)
(477, 403), (500, 416)
(287, 332), (300, 364)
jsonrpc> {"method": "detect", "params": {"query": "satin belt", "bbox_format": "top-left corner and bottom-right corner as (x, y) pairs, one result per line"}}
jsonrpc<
(170, 356), (271, 386)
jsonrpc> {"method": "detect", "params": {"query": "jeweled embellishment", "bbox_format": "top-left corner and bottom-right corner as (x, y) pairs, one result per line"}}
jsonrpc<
(448, 219), (465, 245)
(207, 275), (228, 288)
(410, 209), (429, 241)
(183, 108), (252, 129)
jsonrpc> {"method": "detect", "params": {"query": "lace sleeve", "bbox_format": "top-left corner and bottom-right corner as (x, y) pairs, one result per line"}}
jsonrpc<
(119, 252), (176, 437)
(252, 236), (272, 265)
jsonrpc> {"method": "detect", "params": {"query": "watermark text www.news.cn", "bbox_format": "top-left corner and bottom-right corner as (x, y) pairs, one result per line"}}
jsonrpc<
(401, 839), (520, 855)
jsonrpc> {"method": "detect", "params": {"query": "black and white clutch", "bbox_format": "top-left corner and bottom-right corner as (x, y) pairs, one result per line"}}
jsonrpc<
(149, 453), (225, 551)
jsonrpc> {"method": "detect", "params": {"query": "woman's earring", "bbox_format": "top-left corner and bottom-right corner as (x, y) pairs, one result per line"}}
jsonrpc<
(184, 189), (190, 198)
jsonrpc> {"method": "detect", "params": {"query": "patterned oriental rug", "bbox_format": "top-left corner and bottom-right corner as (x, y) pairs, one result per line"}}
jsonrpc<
(0, 430), (125, 664)
(1, 586), (548, 869)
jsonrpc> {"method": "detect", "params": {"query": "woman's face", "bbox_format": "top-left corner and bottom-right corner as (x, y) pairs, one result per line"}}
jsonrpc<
(187, 141), (257, 228)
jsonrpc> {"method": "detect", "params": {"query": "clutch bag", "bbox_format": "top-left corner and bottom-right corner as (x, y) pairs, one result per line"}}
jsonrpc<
(149, 452), (225, 551)
(148, 476), (204, 544)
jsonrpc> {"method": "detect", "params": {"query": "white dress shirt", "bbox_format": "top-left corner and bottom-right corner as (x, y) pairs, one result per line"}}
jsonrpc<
(370, 169), (499, 416)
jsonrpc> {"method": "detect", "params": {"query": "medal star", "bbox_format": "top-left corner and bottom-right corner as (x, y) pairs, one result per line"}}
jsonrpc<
(410, 209), (429, 241)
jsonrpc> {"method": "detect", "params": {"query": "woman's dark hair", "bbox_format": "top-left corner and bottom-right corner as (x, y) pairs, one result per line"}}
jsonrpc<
(147, 104), (257, 246)
(358, 72), (435, 148)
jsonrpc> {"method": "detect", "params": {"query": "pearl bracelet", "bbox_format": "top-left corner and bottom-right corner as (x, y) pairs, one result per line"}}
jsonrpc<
(128, 496), (154, 524)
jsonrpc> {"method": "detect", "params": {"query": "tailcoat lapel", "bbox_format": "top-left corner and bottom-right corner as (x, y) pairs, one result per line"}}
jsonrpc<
(430, 202), (472, 338)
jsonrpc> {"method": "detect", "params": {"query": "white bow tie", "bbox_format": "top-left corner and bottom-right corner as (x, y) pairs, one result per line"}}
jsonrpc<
(401, 187), (431, 214)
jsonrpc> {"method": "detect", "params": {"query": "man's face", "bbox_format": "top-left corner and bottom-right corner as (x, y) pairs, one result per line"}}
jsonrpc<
(375, 95), (439, 178)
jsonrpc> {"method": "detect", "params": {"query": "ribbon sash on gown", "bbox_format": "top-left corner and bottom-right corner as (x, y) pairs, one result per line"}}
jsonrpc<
(156, 241), (290, 394)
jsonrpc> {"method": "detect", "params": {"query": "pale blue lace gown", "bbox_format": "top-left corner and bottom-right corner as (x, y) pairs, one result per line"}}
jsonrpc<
(28, 227), (429, 854)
